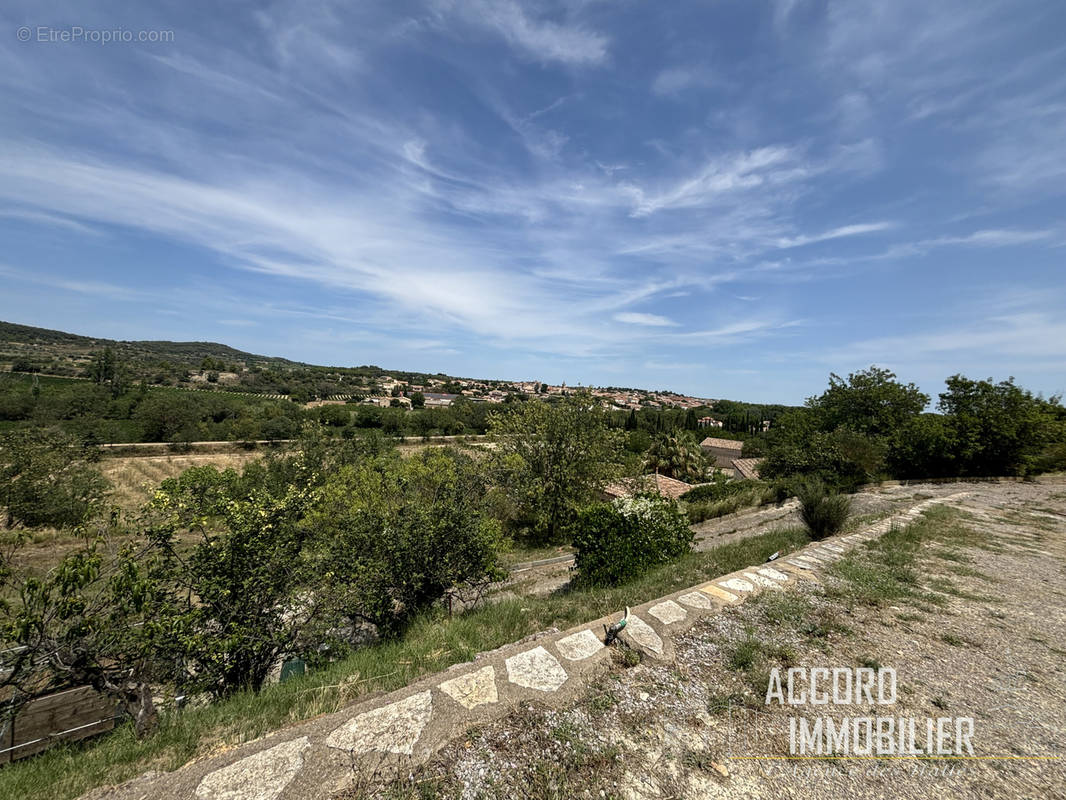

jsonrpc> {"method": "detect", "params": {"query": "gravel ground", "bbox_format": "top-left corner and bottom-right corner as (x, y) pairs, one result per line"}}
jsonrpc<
(350, 481), (1066, 800)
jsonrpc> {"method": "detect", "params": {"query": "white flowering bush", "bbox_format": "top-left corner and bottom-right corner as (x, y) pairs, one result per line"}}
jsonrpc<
(572, 493), (692, 586)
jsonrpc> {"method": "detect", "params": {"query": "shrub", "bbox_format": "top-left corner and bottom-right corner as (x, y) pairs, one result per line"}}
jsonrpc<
(794, 477), (851, 540)
(679, 474), (747, 503)
(309, 447), (506, 637)
(573, 494), (693, 586)
(681, 480), (791, 524)
(0, 429), (109, 528)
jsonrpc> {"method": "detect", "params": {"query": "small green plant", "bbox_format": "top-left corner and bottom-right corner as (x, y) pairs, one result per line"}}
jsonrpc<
(794, 477), (851, 540)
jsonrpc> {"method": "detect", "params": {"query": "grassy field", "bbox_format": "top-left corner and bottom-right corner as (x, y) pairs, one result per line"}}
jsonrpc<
(0, 524), (810, 800)
(99, 451), (264, 511)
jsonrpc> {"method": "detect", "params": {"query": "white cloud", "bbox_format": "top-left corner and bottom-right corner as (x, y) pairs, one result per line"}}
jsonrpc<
(454, 0), (608, 65)
(775, 221), (895, 249)
(652, 66), (717, 96)
(625, 146), (804, 217)
(614, 312), (679, 327)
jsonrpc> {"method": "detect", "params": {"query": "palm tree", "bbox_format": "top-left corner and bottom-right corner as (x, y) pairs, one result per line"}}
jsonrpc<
(644, 431), (706, 482)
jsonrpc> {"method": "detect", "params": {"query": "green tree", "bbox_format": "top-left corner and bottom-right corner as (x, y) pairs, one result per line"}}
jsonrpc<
(808, 366), (928, 437)
(410, 391), (426, 409)
(887, 413), (960, 478)
(0, 429), (109, 528)
(0, 515), (170, 736)
(644, 431), (706, 482)
(133, 393), (201, 442)
(309, 448), (504, 636)
(146, 472), (327, 697)
(488, 394), (625, 543)
(937, 376), (1054, 476)
(572, 494), (692, 586)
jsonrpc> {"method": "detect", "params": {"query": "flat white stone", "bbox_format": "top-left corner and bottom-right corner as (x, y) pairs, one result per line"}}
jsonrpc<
(821, 543), (845, 552)
(556, 629), (605, 661)
(698, 583), (739, 603)
(622, 614), (663, 654)
(325, 691), (433, 755)
(678, 591), (715, 609)
(720, 577), (755, 593)
(744, 572), (782, 589)
(195, 737), (310, 800)
(506, 646), (569, 692)
(648, 600), (687, 625)
(756, 567), (789, 582)
(439, 666), (498, 710)
(787, 557), (818, 569)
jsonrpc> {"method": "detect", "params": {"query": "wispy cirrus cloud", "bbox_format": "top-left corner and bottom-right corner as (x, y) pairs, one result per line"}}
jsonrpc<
(652, 65), (718, 96)
(614, 312), (679, 327)
(438, 0), (609, 65)
(0, 0), (1063, 401)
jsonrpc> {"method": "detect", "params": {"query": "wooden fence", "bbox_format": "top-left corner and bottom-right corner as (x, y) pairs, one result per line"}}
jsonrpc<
(0, 686), (117, 765)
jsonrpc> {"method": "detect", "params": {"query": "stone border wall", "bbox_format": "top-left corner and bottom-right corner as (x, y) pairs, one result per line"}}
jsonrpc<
(93, 493), (971, 800)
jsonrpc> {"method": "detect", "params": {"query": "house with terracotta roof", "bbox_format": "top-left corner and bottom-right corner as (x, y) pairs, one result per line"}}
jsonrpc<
(699, 436), (744, 470)
(602, 473), (695, 502)
(731, 458), (762, 481)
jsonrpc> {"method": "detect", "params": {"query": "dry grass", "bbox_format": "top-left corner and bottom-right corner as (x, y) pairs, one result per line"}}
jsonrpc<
(99, 452), (262, 511)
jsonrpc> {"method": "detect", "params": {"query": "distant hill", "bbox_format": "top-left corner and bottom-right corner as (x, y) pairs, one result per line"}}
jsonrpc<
(0, 321), (467, 398)
(0, 320), (301, 372)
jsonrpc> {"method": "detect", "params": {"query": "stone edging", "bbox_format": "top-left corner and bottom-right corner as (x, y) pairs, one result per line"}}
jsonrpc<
(91, 493), (970, 800)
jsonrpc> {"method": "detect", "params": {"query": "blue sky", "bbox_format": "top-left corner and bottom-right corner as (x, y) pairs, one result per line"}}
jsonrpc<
(1, 1), (1064, 404)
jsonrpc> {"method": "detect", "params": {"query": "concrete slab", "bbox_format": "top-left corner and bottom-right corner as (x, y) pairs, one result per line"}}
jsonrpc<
(195, 737), (310, 800)
(678, 591), (715, 609)
(743, 571), (782, 589)
(622, 614), (663, 654)
(720, 577), (755, 593)
(756, 567), (789, 581)
(698, 583), (739, 603)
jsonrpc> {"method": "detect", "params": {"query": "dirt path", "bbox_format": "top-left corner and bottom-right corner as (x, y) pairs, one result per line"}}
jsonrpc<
(370, 481), (1066, 799)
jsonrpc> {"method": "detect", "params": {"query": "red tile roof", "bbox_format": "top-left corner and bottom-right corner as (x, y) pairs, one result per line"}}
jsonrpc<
(699, 437), (744, 451)
(603, 473), (695, 501)
(731, 458), (762, 480)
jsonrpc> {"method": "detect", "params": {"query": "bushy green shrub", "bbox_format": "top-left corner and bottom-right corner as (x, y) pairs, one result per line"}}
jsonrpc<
(794, 477), (851, 540)
(0, 429), (109, 527)
(573, 493), (693, 586)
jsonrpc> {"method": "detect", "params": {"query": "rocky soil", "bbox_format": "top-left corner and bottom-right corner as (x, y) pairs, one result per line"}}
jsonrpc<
(355, 481), (1066, 800)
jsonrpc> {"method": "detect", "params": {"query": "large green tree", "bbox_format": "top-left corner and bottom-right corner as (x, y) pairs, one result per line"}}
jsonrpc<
(808, 366), (928, 437)
(146, 471), (327, 697)
(936, 376), (1054, 476)
(308, 448), (504, 636)
(489, 394), (625, 543)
